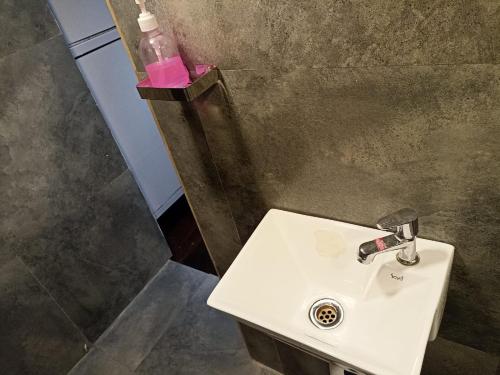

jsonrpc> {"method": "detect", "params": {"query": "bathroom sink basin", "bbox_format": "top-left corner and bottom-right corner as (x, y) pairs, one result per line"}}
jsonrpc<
(208, 209), (454, 375)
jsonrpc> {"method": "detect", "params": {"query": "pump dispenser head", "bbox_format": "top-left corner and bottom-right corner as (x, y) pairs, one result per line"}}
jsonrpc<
(135, 0), (159, 32)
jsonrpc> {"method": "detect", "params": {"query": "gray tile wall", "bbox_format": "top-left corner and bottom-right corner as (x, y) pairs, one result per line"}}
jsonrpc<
(107, 0), (500, 356)
(0, 1), (170, 372)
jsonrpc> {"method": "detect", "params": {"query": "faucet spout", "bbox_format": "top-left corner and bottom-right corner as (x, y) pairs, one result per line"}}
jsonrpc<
(357, 208), (420, 266)
(358, 234), (416, 265)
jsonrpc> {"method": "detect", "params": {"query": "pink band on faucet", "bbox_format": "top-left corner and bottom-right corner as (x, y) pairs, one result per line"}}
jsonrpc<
(375, 238), (387, 251)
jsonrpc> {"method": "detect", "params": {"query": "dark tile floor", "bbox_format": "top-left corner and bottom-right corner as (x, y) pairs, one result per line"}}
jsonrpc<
(69, 261), (277, 375)
(69, 261), (499, 375)
(0, 258), (86, 375)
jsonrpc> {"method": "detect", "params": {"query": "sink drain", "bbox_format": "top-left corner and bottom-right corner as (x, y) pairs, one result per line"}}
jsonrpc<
(309, 298), (344, 330)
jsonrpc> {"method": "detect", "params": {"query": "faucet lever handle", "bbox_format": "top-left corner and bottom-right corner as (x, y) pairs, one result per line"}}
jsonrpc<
(376, 208), (418, 239)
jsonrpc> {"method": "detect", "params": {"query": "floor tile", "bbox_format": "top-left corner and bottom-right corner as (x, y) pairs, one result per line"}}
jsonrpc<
(135, 271), (266, 375)
(0, 258), (87, 375)
(71, 261), (282, 375)
(18, 242), (152, 342)
(96, 261), (208, 370)
(69, 347), (134, 375)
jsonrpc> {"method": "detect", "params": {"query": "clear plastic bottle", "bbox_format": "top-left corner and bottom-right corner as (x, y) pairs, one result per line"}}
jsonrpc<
(135, 0), (190, 88)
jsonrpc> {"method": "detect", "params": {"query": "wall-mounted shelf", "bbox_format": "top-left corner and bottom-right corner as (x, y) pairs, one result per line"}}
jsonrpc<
(136, 65), (219, 102)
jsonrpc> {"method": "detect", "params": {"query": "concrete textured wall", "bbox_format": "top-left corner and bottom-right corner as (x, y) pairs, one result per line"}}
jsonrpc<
(107, 0), (500, 355)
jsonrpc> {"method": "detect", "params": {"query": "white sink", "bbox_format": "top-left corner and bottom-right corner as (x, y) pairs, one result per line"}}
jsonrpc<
(208, 209), (454, 375)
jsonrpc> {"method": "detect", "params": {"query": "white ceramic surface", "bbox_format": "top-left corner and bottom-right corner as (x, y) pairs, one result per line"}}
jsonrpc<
(208, 209), (454, 375)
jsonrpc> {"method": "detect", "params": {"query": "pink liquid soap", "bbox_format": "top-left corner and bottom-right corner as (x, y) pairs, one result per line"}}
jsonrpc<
(146, 55), (190, 88)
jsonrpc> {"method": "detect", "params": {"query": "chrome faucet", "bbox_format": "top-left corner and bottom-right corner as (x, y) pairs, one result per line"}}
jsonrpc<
(358, 208), (419, 266)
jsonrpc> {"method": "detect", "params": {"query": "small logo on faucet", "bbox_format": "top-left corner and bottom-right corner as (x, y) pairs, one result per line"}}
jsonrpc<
(390, 273), (404, 281)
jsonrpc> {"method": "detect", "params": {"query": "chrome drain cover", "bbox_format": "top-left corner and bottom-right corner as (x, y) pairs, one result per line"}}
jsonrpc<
(309, 298), (344, 330)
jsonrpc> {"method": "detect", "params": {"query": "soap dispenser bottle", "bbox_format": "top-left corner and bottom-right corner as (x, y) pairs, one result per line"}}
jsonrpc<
(135, 0), (190, 88)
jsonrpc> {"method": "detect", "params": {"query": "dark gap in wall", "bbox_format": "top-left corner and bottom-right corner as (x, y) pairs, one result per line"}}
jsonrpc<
(157, 195), (217, 275)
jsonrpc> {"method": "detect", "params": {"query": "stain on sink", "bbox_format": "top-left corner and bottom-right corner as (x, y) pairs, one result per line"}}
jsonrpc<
(314, 230), (346, 257)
